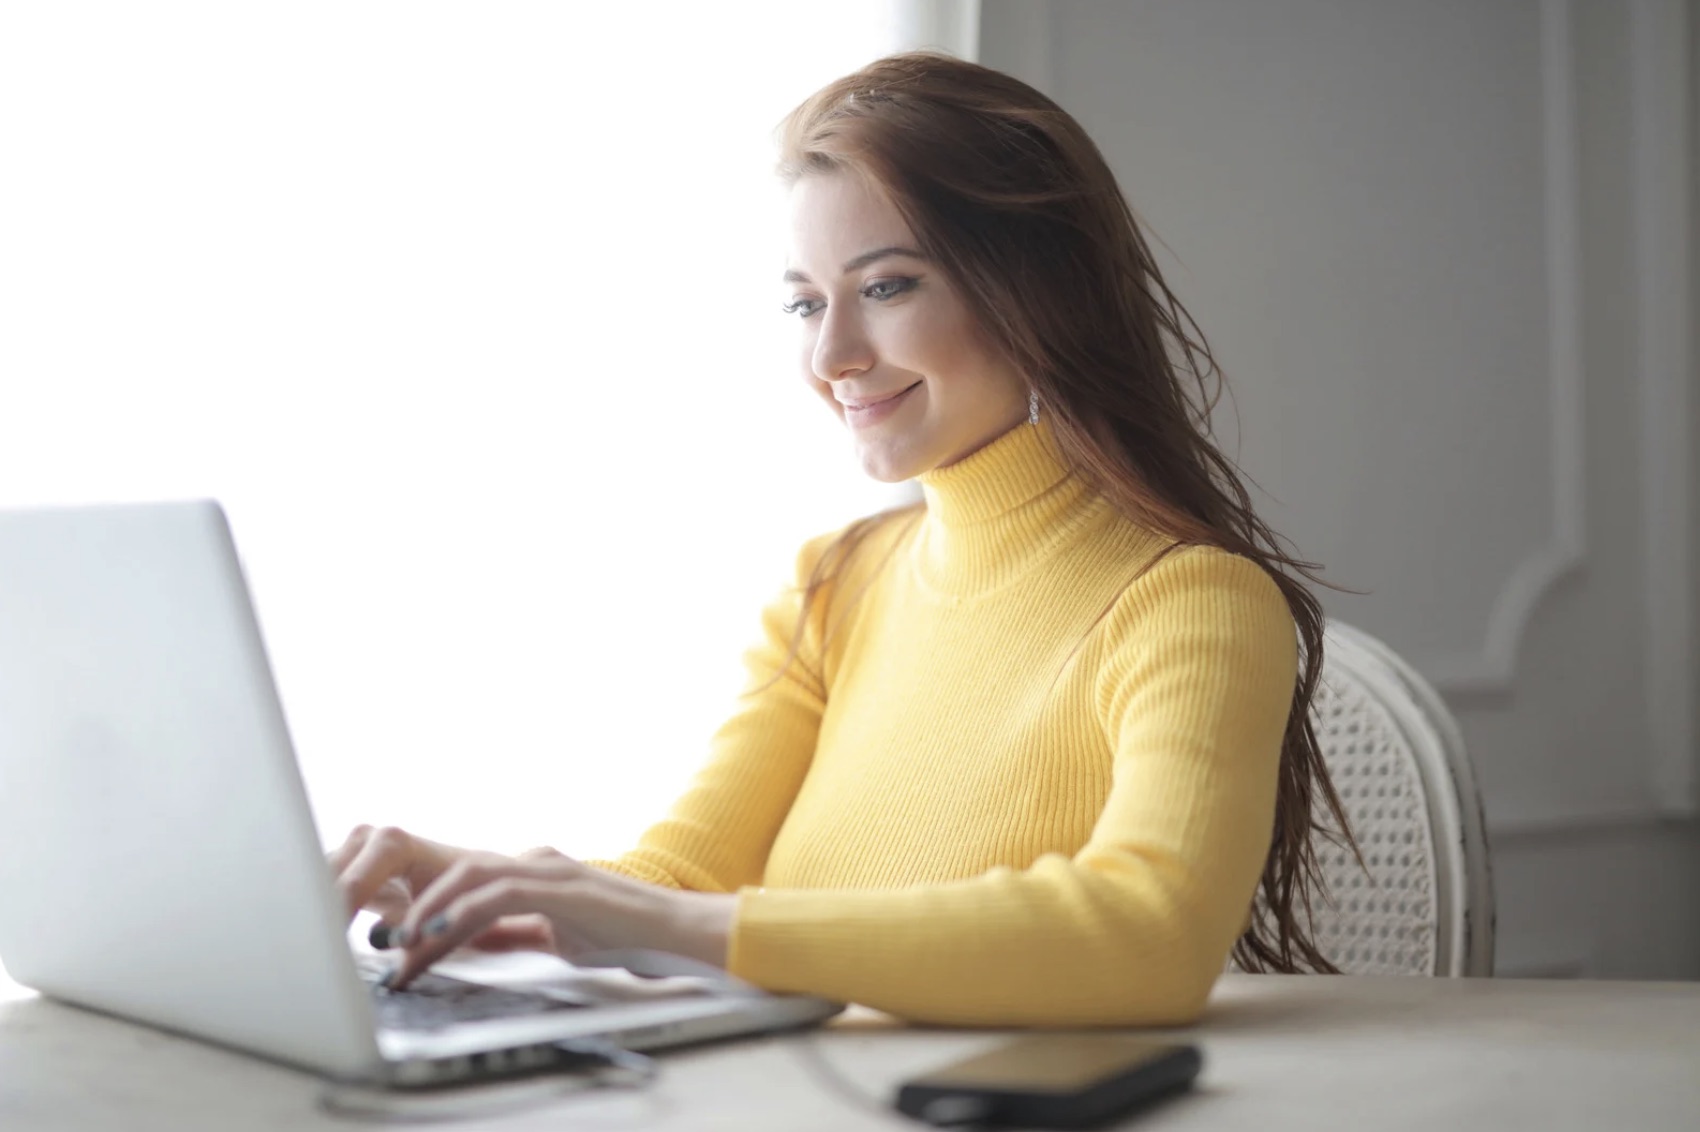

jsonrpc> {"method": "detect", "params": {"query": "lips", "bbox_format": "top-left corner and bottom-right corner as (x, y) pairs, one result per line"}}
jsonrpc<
(840, 382), (921, 410)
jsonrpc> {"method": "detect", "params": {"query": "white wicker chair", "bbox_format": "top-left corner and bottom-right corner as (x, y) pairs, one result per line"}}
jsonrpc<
(1300, 622), (1496, 976)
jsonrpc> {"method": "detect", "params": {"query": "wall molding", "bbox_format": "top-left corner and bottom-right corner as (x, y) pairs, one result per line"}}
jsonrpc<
(1630, 0), (1697, 815)
(1424, 0), (1586, 696)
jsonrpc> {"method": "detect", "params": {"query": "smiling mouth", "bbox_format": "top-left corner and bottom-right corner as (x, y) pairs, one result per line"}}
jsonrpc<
(843, 382), (921, 411)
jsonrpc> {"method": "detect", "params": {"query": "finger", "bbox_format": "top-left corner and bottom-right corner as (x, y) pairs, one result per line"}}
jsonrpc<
(468, 914), (556, 953)
(326, 825), (374, 875)
(397, 853), (572, 947)
(336, 826), (419, 922)
(363, 879), (416, 946)
(389, 877), (555, 988)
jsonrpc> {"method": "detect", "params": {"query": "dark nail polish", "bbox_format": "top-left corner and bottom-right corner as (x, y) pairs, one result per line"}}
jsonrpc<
(377, 966), (397, 989)
(368, 922), (395, 950)
(422, 914), (451, 939)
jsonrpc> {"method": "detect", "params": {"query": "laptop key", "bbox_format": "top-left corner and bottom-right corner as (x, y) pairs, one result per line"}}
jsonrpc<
(366, 969), (581, 1032)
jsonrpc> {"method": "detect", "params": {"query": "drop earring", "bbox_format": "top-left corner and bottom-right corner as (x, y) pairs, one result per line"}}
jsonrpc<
(1028, 389), (1040, 426)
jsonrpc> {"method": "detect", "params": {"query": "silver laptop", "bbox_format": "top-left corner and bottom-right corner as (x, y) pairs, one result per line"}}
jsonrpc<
(0, 499), (840, 1087)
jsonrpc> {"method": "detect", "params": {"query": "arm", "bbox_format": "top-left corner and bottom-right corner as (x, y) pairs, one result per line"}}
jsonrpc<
(585, 530), (839, 893)
(724, 548), (1297, 1026)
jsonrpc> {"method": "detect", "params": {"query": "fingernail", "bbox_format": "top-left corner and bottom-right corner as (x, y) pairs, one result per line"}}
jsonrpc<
(422, 914), (452, 939)
(368, 923), (396, 950)
(390, 925), (413, 948)
(377, 965), (397, 989)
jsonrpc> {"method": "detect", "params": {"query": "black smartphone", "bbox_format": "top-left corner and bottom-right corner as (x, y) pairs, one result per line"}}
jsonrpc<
(893, 1034), (1202, 1129)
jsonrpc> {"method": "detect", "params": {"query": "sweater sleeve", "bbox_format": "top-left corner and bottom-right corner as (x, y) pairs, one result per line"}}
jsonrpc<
(585, 529), (839, 892)
(725, 547), (1297, 1026)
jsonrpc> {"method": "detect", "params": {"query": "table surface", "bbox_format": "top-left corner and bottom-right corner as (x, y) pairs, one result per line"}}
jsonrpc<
(2, 969), (1696, 1131)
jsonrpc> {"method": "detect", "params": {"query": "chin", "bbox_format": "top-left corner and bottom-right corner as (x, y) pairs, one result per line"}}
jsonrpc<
(854, 436), (928, 483)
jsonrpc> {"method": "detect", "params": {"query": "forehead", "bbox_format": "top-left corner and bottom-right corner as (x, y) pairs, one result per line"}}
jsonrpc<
(787, 171), (915, 269)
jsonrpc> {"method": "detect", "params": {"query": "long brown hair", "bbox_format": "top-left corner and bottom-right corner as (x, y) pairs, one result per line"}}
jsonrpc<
(771, 51), (1358, 974)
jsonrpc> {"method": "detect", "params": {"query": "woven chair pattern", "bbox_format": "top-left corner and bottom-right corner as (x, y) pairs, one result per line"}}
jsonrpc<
(1229, 622), (1493, 977)
(1307, 667), (1439, 975)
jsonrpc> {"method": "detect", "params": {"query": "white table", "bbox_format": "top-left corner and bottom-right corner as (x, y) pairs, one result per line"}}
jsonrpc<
(2, 971), (1696, 1131)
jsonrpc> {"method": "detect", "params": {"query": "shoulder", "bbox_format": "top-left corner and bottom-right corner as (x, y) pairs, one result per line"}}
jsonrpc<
(789, 504), (923, 588)
(1089, 544), (1300, 732)
(1094, 543), (1298, 678)
(778, 507), (922, 667)
(1125, 543), (1290, 614)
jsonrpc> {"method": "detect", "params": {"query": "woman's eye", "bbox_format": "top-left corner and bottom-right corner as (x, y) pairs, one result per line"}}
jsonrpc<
(861, 277), (917, 301)
(781, 297), (823, 318)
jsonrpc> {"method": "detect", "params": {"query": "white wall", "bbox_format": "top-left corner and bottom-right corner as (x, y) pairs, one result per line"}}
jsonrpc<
(982, 0), (1700, 978)
(0, 4), (934, 866)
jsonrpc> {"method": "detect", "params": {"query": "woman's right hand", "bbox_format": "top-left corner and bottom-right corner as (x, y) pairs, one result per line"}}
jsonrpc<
(328, 824), (468, 929)
(327, 824), (558, 953)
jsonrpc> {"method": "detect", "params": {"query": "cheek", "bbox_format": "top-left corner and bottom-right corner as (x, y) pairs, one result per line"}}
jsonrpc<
(942, 307), (1017, 400)
(872, 303), (939, 375)
(892, 301), (979, 386)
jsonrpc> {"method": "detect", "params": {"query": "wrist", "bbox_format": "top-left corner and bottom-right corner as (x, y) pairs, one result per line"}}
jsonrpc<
(582, 870), (735, 969)
(661, 890), (736, 969)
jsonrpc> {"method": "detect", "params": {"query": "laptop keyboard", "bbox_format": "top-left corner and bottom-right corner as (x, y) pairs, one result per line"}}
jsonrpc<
(362, 967), (581, 1032)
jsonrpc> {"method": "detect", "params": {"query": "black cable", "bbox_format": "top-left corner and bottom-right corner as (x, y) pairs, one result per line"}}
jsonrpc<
(788, 1026), (993, 1129)
(552, 1037), (660, 1084)
(788, 1025), (905, 1121)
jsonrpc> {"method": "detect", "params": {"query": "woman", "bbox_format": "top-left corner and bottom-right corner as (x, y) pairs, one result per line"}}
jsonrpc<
(332, 51), (1354, 1027)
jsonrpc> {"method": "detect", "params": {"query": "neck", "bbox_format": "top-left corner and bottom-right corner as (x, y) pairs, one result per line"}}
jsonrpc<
(911, 418), (1105, 596)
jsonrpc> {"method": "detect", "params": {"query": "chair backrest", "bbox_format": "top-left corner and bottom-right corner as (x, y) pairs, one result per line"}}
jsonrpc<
(1304, 622), (1495, 976)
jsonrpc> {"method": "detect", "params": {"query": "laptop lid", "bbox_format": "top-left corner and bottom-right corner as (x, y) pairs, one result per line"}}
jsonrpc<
(0, 500), (384, 1080)
(0, 500), (842, 1086)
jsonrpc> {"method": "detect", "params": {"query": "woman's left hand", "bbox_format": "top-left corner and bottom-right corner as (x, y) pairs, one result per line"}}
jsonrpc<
(380, 846), (736, 990)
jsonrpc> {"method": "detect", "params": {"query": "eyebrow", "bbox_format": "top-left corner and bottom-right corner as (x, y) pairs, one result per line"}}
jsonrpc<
(782, 245), (926, 284)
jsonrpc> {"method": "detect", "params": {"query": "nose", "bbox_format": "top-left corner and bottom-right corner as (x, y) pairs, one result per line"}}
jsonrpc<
(809, 305), (875, 385)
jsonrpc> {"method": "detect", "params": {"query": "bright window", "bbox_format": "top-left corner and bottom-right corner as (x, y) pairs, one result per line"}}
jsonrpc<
(0, 3), (944, 858)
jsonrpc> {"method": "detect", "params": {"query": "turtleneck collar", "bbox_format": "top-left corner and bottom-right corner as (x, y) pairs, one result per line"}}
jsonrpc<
(910, 417), (1107, 598)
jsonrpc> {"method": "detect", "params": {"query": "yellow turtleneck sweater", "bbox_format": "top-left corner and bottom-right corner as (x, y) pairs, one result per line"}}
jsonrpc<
(593, 418), (1297, 1027)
